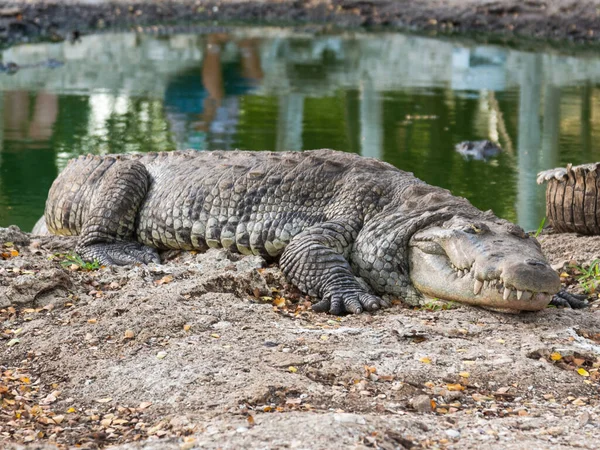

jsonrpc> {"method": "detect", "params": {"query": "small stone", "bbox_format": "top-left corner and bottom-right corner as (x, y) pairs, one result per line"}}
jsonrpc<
(170, 416), (190, 429)
(546, 427), (564, 436)
(411, 395), (433, 413)
(578, 412), (590, 427)
(333, 413), (366, 424)
(446, 429), (460, 439)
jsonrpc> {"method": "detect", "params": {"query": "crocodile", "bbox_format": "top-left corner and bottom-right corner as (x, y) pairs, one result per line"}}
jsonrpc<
(455, 140), (502, 161)
(537, 163), (600, 235)
(39, 149), (573, 314)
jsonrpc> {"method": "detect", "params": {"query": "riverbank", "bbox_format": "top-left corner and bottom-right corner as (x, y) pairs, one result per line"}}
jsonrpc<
(1, 226), (599, 449)
(2, 0), (600, 49)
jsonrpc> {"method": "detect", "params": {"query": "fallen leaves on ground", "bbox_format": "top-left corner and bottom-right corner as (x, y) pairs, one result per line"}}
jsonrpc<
(0, 363), (195, 447)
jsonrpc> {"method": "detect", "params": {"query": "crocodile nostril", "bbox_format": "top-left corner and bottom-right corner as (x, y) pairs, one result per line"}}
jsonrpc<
(526, 259), (546, 267)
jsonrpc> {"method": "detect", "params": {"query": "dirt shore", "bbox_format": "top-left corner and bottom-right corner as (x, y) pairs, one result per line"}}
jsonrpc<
(1, 226), (599, 449)
(2, 0), (600, 49)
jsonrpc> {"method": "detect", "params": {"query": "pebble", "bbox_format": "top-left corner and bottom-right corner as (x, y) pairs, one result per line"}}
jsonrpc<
(446, 429), (461, 439)
(411, 395), (433, 413)
(578, 412), (590, 427)
(333, 413), (366, 424)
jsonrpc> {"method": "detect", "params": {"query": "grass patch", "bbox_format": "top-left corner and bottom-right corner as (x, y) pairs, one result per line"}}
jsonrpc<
(534, 217), (546, 238)
(58, 253), (101, 271)
(570, 259), (600, 294)
(418, 299), (461, 311)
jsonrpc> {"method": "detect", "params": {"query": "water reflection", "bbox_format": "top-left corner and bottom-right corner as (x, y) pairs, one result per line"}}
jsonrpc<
(0, 29), (599, 231)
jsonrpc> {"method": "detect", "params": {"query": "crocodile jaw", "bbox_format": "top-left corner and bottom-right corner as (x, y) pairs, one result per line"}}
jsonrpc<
(407, 219), (561, 312)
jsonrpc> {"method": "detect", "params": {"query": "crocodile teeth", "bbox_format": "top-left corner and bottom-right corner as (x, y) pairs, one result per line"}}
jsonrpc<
(474, 279), (483, 295)
(503, 288), (512, 301)
(463, 269), (469, 277)
(534, 292), (550, 304)
(517, 290), (533, 301)
(483, 280), (490, 289)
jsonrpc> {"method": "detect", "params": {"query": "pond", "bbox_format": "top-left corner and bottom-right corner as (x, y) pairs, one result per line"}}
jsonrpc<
(1, 28), (599, 232)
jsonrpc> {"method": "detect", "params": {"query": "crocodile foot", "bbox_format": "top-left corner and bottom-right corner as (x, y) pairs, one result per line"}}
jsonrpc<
(312, 291), (391, 315)
(550, 289), (589, 309)
(76, 242), (160, 266)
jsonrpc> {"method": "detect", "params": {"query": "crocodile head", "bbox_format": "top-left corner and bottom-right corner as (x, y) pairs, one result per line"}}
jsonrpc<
(408, 216), (560, 312)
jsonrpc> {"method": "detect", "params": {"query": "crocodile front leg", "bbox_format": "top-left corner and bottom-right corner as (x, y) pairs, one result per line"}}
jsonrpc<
(76, 159), (160, 265)
(279, 220), (388, 315)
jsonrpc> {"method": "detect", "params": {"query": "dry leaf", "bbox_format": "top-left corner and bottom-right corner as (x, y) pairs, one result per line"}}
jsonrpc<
(273, 297), (286, 307)
(87, 318), (97, 324)
(577, 368), (590, 377)
(446, 383), (465, 391)
(288, 366), (298, 373)
(459, 372), (470, 378)
(550, 352), (562, 361)
(124, 330), (135, 339)
(472, 393), (494, 402)
(155, 275), (174, 285)
(138, 401), (153, 409)
(156, 351), (167, 359)
(419, 357), (431, 364)
(95, 397), (112, 403)
(364, 366), (377, 374)
(183, 324), (191, 332)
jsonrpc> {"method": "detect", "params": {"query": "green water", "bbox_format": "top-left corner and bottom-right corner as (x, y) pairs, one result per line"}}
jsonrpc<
(1, 30), (599, 231)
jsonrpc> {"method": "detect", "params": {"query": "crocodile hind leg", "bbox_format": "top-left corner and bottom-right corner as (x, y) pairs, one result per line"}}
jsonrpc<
(279, 220), (389, 315)
(75, 159), (160, 265)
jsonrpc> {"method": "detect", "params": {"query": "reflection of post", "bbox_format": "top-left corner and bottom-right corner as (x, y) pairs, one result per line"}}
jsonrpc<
(540, 84), (560, 171)
(516, 54), (542, 231)
(276, 93), (304, 151)
(359, 77), (382, 160)
(0, 92), (3, 166)
(581, 82), (592, 156)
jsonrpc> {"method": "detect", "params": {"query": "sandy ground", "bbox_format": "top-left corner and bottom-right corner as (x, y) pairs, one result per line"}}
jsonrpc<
(1, 225), (599, 449)
(2, 0), (600, 49)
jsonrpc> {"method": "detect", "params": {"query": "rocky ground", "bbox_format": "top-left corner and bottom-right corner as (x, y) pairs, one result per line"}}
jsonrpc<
(2, 2), (600, 448)
(1, 225), (599, 449)
(2, 0), (600, 50)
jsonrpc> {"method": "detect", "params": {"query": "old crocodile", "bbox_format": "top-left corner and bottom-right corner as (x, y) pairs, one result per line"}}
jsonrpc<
(537, 163), (600, 235)
(39, 149), (573, 314)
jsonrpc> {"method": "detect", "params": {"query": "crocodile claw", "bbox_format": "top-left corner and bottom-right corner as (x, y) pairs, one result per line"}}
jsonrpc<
(76, 242), (161, 266)
(549, 289), (589, 309)
(312, 291), (388, 315)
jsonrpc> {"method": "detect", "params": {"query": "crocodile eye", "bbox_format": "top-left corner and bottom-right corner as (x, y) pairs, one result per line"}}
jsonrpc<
(463, 223), (490, 234)
(506, 223), (527, 239)
(415, 241), (445, 255)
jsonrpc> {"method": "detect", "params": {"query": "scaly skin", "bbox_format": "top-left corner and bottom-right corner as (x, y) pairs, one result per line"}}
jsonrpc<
(44, 149), (564, 314)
